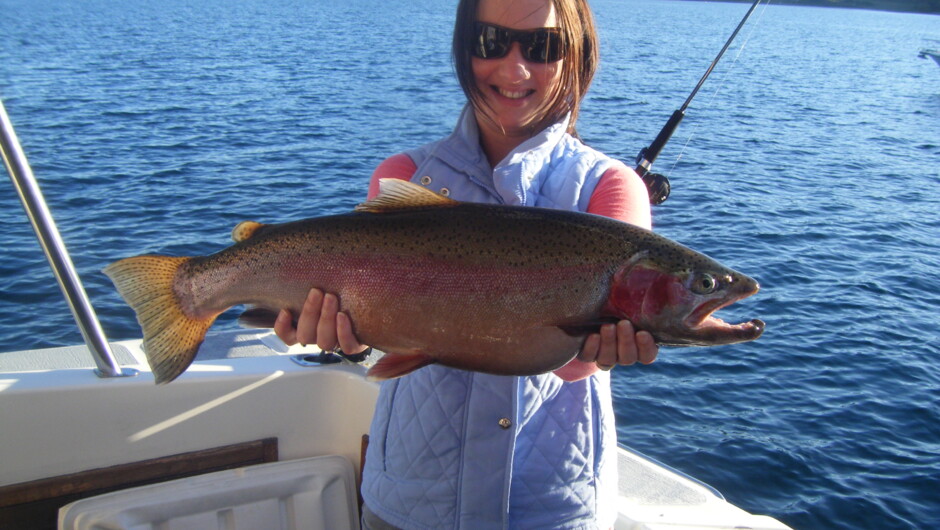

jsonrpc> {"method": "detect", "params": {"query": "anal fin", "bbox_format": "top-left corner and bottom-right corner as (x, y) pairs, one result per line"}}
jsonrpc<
(237, 307), (281, 328)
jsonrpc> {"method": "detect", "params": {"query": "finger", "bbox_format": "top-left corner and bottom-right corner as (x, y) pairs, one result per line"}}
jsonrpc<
(336, 312), (368, 354)
(316, 293), (340, 351)
(595, 323), (618, 370)
(636, 331), (658, 365)
(616, 320), (638, 366)
(295, 288), (324, 347)
(274, 309), (297, 346)
(578, 333), (601, 363)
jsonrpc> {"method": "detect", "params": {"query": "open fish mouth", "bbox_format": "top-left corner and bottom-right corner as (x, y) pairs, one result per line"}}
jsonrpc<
(683, 285), (765, 344)
(691, 313), (766, 343)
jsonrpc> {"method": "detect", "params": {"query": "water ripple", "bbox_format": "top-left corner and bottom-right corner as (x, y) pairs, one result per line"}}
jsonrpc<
(2, 0), (939, 528)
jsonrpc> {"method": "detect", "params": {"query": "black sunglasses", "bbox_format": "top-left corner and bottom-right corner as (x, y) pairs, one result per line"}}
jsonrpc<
(471, 22), (564, 63)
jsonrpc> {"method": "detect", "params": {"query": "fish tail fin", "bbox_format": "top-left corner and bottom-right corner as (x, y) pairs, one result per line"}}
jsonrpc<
(104, 256), (215, 384)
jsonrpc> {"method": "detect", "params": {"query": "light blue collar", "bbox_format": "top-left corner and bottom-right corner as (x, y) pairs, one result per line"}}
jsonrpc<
(437, 105), (572, 206)
(492, 113), (571, 206)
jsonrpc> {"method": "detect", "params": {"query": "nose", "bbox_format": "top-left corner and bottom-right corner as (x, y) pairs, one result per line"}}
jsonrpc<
(494, 43), (531, 81)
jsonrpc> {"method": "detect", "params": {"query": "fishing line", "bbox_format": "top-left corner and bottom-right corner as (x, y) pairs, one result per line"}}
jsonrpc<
(665, 0), (773, 179)
(633, 0), (769, 205)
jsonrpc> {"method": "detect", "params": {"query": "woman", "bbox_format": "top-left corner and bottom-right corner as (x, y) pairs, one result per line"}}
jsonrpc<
(277, 0), (658, 527)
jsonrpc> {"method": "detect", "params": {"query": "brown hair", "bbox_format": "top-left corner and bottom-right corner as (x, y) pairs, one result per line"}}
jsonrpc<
(452, 0), (599, 136)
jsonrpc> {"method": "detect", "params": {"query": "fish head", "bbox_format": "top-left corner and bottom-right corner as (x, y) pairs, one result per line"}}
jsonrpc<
(604, 249), (764, 347)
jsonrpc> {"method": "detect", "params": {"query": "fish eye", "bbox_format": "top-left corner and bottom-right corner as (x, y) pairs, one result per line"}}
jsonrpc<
(691, 273), (717, 294)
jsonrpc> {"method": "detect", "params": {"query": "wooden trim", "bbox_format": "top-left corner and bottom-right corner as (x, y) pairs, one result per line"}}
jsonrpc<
(0, 438), (278, 530)
(359, 434), (369, 510)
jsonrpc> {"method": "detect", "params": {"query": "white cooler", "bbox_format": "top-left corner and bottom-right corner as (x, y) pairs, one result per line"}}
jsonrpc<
(58, 455), (359, 530)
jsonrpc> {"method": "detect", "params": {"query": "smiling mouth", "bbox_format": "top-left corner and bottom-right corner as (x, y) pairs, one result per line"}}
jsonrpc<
(495, 86), (534, 99)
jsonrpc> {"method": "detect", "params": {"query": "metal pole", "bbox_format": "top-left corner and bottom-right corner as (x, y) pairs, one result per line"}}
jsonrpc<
(0, 99), (135, 378)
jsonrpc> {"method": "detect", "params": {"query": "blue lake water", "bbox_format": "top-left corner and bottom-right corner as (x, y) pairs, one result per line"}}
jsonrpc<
(1, 0), (938, 527)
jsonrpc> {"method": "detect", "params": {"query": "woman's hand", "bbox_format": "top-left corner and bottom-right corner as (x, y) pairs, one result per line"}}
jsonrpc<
(579, 320), (657, 369)
(273, 288), (368, 354)
(555, 320), (658, 381)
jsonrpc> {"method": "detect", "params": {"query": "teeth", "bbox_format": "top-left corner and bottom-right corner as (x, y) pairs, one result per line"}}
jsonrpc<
(498, 87), (530, 99)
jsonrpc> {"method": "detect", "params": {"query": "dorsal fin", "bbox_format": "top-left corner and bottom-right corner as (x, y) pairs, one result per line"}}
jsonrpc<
(231, 221), (267, 242)
(355, 179), (458, 213)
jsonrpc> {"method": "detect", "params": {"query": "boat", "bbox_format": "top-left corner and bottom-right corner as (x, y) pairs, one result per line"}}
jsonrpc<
(0, 100), (792, 529)
(919, 48), (940, 67)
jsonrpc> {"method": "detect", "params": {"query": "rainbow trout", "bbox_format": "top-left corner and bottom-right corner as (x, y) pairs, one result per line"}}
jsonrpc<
(105, 179), (764, 384)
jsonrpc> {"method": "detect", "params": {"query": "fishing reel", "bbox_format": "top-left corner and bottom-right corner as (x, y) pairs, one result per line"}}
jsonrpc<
(641, 171), (670, 205)
(635, 147), (671, 205)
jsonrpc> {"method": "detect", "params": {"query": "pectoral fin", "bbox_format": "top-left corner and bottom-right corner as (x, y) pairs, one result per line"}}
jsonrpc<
(557, 317), (620, 337)
(365, 352), (435, 381)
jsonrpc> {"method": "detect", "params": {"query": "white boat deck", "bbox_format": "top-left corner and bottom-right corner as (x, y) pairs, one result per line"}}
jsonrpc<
(0, 329), (790, 529)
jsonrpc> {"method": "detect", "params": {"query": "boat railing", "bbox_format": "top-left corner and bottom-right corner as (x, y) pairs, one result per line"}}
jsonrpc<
(0, 99), (136, 378)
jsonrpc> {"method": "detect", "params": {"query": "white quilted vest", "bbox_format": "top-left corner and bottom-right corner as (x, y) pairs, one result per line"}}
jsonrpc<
(361, 106), (620, 529)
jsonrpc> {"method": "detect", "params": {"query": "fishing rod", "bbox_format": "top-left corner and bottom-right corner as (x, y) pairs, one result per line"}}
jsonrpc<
(636, 0), (765, 205)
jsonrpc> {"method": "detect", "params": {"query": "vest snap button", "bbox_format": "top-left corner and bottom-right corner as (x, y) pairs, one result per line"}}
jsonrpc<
(439, 187), (450, 197)
(420, 175), (432, 185)
(498, 417), (512, 429)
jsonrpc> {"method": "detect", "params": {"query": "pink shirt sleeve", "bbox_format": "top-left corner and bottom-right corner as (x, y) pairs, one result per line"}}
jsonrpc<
(367, 153), (417, 200)
(586, 162), (652, 230)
